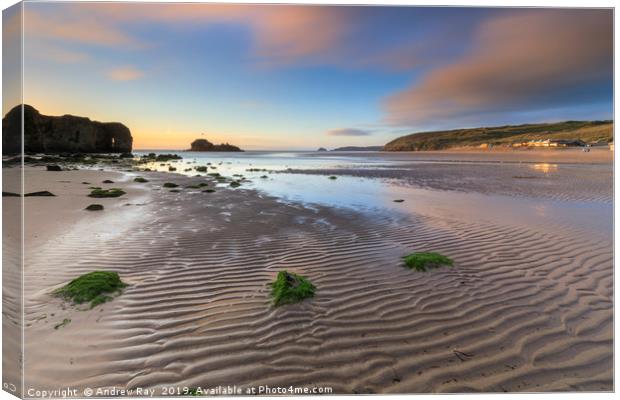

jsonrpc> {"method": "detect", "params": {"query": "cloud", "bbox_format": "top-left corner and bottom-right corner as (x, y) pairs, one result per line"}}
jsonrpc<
(249, 7), (352, 65)
(22, 4), (465, 71)
(327, 128), (372, 136)
(107, 66), (144, 81)
(41, 45), (90, 64)
(23, 4), (351, 66)
(24, 8), (143, 48)
(383, 9), (613, 126)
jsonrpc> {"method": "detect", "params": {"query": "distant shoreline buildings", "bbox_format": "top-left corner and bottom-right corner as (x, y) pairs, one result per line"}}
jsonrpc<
(511, 139), (586, 148)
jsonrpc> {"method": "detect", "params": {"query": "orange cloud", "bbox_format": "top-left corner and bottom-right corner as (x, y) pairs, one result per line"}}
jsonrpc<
(24, 7), (143, 48)
(250, 6), (352, 65)
(23, 3), (351, 65)
(107, 66), (144, 81)
(384, 9), (613, 125)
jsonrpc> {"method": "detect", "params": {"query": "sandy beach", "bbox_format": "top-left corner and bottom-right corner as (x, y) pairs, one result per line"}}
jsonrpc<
(5, 149), (612, 394)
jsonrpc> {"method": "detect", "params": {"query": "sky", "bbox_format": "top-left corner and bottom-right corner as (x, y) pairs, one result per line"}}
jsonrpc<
(2, 3), (613, 150)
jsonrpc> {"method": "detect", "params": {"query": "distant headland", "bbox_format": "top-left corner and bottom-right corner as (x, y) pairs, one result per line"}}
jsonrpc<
(189, 138), (243, 152)
(385, 121), (613, 151)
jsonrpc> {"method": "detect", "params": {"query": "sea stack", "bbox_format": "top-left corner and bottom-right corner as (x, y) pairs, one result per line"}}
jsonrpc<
(189, 138), (243, 152)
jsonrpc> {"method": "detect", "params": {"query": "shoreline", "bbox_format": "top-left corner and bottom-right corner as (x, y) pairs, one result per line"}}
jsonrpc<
(315, 147), (613, 164)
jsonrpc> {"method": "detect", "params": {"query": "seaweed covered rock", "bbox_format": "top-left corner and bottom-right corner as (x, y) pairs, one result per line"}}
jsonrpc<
(270, 271), (316, 306)
(88, 188), (125, 198)
(53, 271), (127, 308)
(403, 252), (453, 272)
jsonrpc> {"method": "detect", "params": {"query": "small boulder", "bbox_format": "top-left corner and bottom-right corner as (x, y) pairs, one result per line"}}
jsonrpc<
(24, 191), (55, 197)
(46, 165), (62, 172)
(85, 204), (104, 211)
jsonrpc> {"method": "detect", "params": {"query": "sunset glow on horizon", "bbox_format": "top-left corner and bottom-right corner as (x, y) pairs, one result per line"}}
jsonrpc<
(3, 3), (613, 150)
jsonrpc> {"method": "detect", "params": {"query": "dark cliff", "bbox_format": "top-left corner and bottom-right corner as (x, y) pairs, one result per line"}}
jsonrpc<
(2, 104), (133, 154)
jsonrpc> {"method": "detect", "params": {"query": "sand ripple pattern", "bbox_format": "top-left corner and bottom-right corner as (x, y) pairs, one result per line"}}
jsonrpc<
(23, 175), (612, 394)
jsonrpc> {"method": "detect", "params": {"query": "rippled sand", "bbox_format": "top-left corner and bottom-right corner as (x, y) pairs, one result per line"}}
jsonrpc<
(10, 153), (613, 394)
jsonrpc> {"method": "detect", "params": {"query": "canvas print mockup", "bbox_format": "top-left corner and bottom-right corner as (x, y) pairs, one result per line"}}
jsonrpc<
(2, 1), (614, 397)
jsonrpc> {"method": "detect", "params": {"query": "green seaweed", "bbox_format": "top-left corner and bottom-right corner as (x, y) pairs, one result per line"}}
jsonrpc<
(163, 182), (179, 188)
(88, 188), (126, 198)
(85, 204), (104, 211)
(229, 181), (241, 188)
(270, 271), (316, 307)
(403, 252), (453, 272)
(202, 189), (216, 193)
(328, 176), (337, 180)
(134, 177), (149, 183)
(53, 271), (127, 309)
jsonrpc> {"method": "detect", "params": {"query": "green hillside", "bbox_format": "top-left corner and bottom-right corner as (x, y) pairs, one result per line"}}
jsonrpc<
(384, 121), (613, 151)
